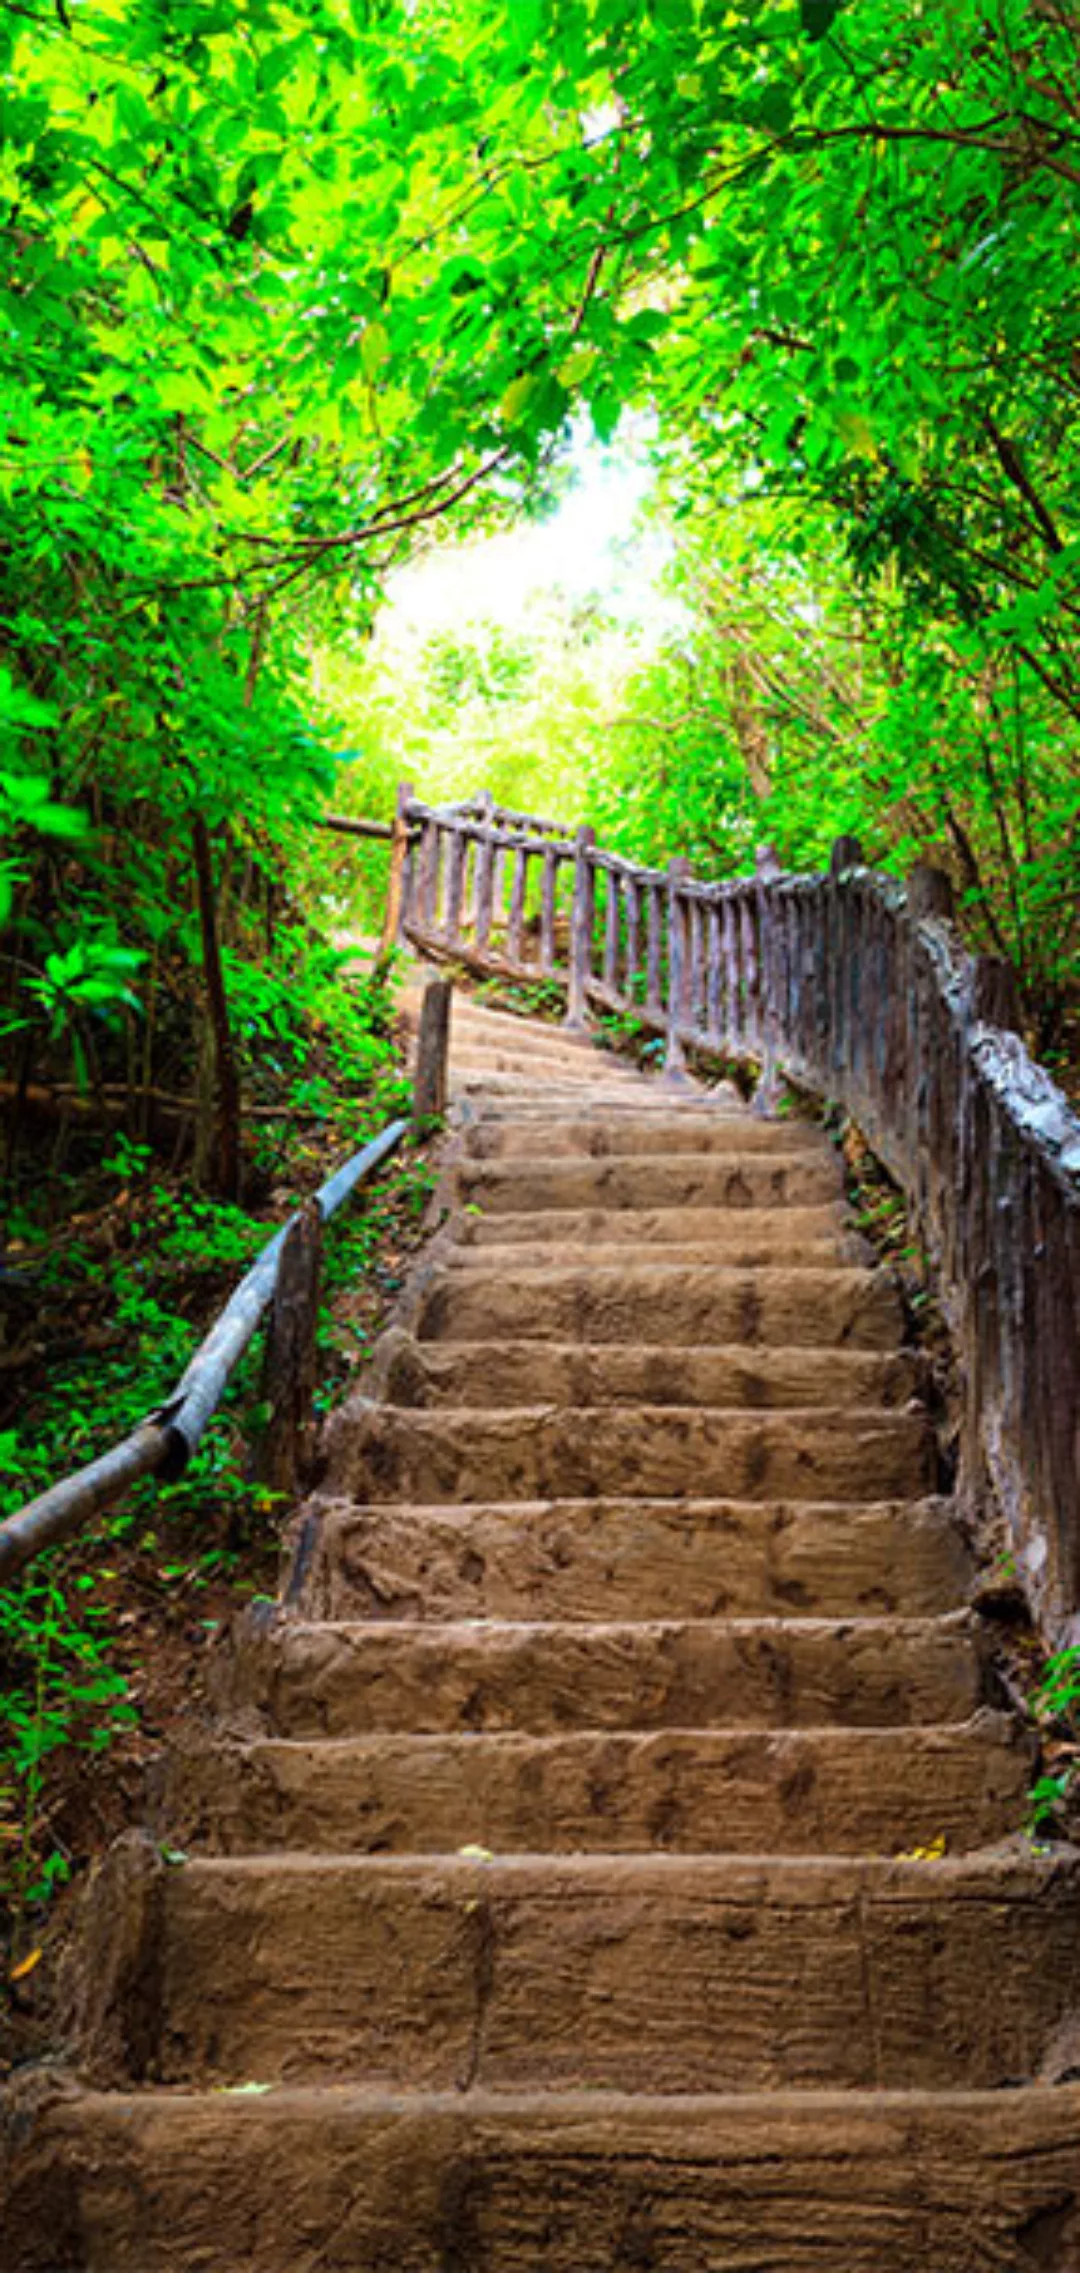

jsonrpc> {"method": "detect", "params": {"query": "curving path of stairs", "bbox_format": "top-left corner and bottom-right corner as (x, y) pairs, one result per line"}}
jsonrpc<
(5, 991), (1080, 2269)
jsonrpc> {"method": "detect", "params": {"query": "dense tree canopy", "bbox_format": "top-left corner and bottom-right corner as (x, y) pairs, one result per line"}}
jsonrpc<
(3, 0), (1080, 1161)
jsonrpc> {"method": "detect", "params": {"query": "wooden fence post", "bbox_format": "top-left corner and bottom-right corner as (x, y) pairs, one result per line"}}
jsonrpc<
(754, 844), (783, 1116)
(907, 861), (955, 923)
(540, 846), (558, 972)
(377, 779), (413, 962)
(971, 953), (1024, 1034)
(413, 976), (453, 1123)
(565, 825), (596, 1030)
(829, 834), (864, 879)
(257, 1198), (323, 1498)
(663, 856), (692, 1083)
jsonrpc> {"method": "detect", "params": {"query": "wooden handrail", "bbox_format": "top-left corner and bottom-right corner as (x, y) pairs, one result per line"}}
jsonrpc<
(0, 977), (456, 1582)
(376, 787), (1080, 1636)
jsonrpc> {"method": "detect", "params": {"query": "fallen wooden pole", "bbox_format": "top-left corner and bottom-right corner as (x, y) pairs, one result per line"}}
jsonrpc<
(0, 1118), (408, 1583)
(319, 812), (395, 843)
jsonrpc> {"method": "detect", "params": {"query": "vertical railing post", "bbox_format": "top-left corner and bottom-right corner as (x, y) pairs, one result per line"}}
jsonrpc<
(508, 843), (528, 964)
(491, 841), (507, 952)
(663, 855), (692, 1083)
(722, 895), (741, 1048)
(376, 778), (413, 962)
(565, 825), (596, 1030)
(706, 902), (723, 1045)
(754, 844), (783, 1116)
(687, 895), (703, 1039)
(646, 881), (664, 1016)
(466, 792), (493, 936)
(474, 823), (496, 954)
(603, 869), (621, 996)
(540, 846), (558, 973)
(413, 976), (453, 1124)
(443, 824), (467, 946)
(624, 878), (641, 1005)
(415, 815), (438, 935)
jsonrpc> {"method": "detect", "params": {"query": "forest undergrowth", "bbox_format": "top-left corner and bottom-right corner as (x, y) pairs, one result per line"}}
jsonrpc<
(0, 937), (441, 2068)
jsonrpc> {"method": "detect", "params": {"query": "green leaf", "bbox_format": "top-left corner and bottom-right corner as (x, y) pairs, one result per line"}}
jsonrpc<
(800, 0), (843, 37)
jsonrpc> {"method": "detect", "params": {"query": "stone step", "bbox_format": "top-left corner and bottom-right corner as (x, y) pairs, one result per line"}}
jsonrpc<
(462, 1111), (833, 1158)
(415, 1262), (905, 1349)
(8, 2083), (1079, 2272)
(444, 1048), (647, 1085)
(452, 1073), (661, 1103)
(445, 1236), (860, 1271)
(173, 1715), (1029, 1860)
(224, 1612), (982, 1736)
(301, 1495), (972, 1624)
(332, 1404), (934, 1506)
(401, 998), (579, 1046)
(448, 1201), (856, 1254)
(151, 1851), (1080, 2095)
(367, 1331), (922, 1411)
(455, 1153), (842, 1210)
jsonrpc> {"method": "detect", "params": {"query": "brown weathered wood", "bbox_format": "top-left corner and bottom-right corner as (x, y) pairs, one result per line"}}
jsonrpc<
(474, 825), (496, 952)
(755, 848), (783, 1115)
(686, 895), (704, 1035)
(442, 824), (467, 942)
(624, 878), (642, 1002)
(413, 977), (453, 1123)
(663, 859), (692, 1082)
(603, 870), (621, 996)
(907, 862), (956, 923)
(377, 781), (414, 962)
(257, 1199), (323, 1497)
(829, 834), (864, 877)
(646, 881), (664, 1014)
(722, 896), (741, 1045)
(971, 954), (1024, 1034)
(507, 845), (529, 963)
(320, 813), (396, 843)
(465, 793), (493, 933)
(705, 904), (722, 1042)
(414, 816), (439, 932)
(540, 847), (558, 972)
(565, 827), (597, 1030)
(739, 890), (759, 1046)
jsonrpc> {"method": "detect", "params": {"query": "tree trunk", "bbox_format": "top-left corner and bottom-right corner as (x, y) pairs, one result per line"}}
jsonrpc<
(192, 814), (242, 1200)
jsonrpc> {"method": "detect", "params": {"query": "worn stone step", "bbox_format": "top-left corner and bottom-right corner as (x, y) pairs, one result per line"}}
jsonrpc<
(173, 1715), (1029, 1859)
(445, 1235), (860, 1271)
(7, 2082), (1080, 2272)
(300, 1495), (973, 1623)
(445, 1049), (647, 1085)
(367, 1331), (922, 1411)
(223, 1612), (982, 1736)
(401, 999), (583, 1048)
(448, 1201), (856, 1254)
(462, 1110), (833, 1158)
(415, 1262), (905, 1349)
(452, 1073), (660, 1103)
(152, 1851), (1080, 2095)
(333, 1404), (934, 1506)
(455, 1152), (842, 1211)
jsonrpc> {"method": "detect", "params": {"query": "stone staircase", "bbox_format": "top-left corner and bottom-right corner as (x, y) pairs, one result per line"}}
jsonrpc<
(5, 993), (1080, 2269)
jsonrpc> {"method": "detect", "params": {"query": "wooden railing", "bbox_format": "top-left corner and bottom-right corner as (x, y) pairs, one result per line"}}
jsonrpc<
(397, 788), (1080, 1639)
(0, 983), (454, 1582)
